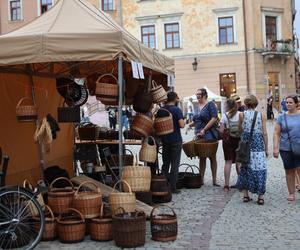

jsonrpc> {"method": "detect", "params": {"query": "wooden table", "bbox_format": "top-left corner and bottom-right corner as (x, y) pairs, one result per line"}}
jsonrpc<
(75, 139), (142, 145)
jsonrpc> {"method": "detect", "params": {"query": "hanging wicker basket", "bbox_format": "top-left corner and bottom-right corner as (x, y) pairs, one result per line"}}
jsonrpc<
(74, 181), (102, 219)
(131, 114), (153, 138)
(150, 80), (167, 103)
(57, 208), (86, 243)
(109, 180), (136, 215)
(182, 140), (196, 158)
(95, 74), (119, 105)
(183, 165), (202, 189)
(150, 205), (178, 242)
(139, 136), (157, 163)
(16, 97), (38, 122)
(48, 177), (75, 215)
(154, 108), (174, 136)
(194, 139), (219, 158)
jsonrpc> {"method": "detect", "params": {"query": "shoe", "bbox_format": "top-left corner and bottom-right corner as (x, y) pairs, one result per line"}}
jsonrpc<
(243, 196), (252, 202)
(171, 189), (181, 194)
(257, 198), (264, 205)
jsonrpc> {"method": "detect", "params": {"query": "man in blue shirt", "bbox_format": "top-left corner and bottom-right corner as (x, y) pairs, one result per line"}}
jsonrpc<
(161, 92), (185, 193)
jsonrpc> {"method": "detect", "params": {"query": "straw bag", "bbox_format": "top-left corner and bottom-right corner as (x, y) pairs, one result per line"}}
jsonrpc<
(48, 177), (75, 215)
(109, 180), (136, 215)
(39, 205), (57, 241)
(150, 80), (167, 103)
(57, 102), (80, 123)
(194, 139), (219, 158)
(131, 114), (153, 137)
(112, 208), (146, 248)
(95, 74), (118, 105)
(150, 205), (177, 242)
(139, 136), (157, 163)
(23, 179), (45, 216)
(74, 181), (102, 219)
(90, 204), (113, 241)
(154, 108), (174, 136)
(57, 208), (86, 243)
(183, 165), (202, 189)
(182, 140), (196, 158)
(16, 97), (38, 122)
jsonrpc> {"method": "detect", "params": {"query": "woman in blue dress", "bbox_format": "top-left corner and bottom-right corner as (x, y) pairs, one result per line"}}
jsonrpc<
(236, 95), (268, 205)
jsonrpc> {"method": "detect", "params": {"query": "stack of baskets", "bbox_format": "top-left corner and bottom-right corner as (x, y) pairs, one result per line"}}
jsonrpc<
(150, 80), (167, 103)
(95, 74), (119, 105)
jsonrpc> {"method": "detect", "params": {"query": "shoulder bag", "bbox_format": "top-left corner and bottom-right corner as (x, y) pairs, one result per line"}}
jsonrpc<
(235, 111), (258, 164)
(283, 113), (300, 157)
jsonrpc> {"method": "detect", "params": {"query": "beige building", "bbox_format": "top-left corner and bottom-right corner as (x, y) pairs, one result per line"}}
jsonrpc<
(122, 0), (298, 110)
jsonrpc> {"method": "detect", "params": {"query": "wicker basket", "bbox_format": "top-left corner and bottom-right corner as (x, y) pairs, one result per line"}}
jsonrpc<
(90, 204), (113, 241)
(194, 139), (219, 158)
(57, 208), (86, 243)
(139, 136), (157, 163)
(95, 74), (118, 105)
(154, 108), (174, 136)
(151, 170), (169, 196)
(182, 140), (196, 158)
(112, 208), (146, 248)
(23, 179), (45, 216)
(122, 164), (151, 192)
(16, 97), (38, 122)
(183, 165), (202, 189)
(78, 123), (100, 141)
(150, 80), (167, 103)
(109, 180), (136, 215)
(131, 114), (153, 138)
(74, 181), (102, 219)
(40, 205), (57, 241)
(109, 149), (134, 167)
(150, 205), (177, 242)
(176, 163), (190, 189)
(48, 177), (75, 215)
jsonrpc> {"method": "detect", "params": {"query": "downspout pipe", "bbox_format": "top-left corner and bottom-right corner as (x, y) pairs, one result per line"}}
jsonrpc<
(243, 0), (250, 93)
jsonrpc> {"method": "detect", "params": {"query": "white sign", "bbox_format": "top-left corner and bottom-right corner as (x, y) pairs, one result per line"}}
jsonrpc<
(131, 61), (139, 79)
(137, 62), (145, 79)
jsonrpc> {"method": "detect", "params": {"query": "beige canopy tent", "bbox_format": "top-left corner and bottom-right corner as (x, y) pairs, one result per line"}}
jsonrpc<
(0, 0), (174, 185)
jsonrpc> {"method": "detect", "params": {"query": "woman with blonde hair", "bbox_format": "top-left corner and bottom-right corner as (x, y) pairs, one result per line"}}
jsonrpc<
(236, 95), (268, 205)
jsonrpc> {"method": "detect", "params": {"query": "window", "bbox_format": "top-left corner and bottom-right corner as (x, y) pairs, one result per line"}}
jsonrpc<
(40, 0), (53, 14)
(218, 17), (234, 45)
(102, 0), (114, 11)
(164, 23), (180, 49)
(141, 25), (156, 49)
(220, 73), (236, 98)
(10, 0), (21, 21)
(265, 16), (277, 42)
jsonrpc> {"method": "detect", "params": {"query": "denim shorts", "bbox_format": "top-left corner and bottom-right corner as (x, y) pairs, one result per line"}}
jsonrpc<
(280, 150), (300, 169)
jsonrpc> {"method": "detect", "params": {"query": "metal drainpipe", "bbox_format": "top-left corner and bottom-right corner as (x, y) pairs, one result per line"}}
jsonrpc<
(243, 0), (250, 93)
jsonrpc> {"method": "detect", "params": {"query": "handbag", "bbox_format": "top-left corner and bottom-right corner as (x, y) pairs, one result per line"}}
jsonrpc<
(235, 111), (258, 164)
(284, 113), (300, 157)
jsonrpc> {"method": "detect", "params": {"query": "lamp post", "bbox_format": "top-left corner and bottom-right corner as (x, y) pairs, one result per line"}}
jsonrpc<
(192, 57), (198, 71)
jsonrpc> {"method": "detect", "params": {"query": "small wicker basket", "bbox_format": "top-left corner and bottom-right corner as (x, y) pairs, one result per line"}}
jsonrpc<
(16, 97), (38, 122)
(194, 139), (219, 158)
(95, 74), (119, 105)
(122, 164), (151, 192)
(154, 108), (174, 136)
(74, 181), (103, 219)
(139, 136), (157, 163)
(131, 114), (153, 138)
(150, 80), (167, 103)
(23, 179), (45, 216)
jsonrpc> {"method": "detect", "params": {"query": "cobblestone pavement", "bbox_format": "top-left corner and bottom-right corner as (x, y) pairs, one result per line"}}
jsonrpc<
(38, 121), (300, 250)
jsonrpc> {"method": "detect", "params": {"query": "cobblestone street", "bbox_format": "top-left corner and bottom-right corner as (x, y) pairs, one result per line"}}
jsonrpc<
(38, 121), (300, 250)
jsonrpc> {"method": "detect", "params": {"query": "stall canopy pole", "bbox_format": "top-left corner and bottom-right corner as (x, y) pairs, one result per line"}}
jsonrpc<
(118, 56), (124, 184)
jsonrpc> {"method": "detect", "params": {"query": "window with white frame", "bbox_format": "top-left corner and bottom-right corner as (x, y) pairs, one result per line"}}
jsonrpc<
(218, 16), (234, 45)
(102, 0), (114, 11)
(141, 25), (156, 49)
(40, 0), (53, 14)
(9, 0), (21, 21)
(164, 23), (180, 49)
(262, 9), (282, 47)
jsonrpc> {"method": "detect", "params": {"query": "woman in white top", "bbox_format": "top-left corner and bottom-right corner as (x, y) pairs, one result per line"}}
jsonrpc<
(219, 98), (241, 191)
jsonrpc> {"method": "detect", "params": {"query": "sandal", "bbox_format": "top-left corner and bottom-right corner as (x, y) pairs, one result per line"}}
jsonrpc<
(224, 185), (230, 191)
(287, 194), (295, 201)
(213, 183), (221, 187)
(257, 198), (264, 205)
(243, 196), (252, 202)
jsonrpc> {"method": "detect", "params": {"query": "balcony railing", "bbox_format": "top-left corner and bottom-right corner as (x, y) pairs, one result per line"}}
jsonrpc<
(263, 39), (295, 54)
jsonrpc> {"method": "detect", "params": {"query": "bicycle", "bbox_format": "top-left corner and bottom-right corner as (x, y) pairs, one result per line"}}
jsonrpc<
(0, 150), (45, 250)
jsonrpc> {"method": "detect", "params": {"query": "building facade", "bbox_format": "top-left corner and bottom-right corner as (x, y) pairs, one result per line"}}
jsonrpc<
(122, 0), (298, 110)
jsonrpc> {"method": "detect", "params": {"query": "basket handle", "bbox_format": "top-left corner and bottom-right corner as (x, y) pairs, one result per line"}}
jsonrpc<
(179, 163), (191, 171)
(145, 136), (156, 146)
(150, 205), (176, 219)
(114, 207), (126, 215)
(154, 107), (171, 117)
(96, 73), (118, 84)
(184, 165), (195, 174)
(44, 205), (55, 222)
(135, 210), (145, 218)
(75, 181), (101, 196)
(125, 148), (133, 156)
(58, 208), (85, 223)
(49, 177), (74, 190)
(16, 97), (34, 107)
(99, 204), (104, 218)
(112, 179), (132, 194)
(151, 80), (158, 89)
(23, 179), (34, 191)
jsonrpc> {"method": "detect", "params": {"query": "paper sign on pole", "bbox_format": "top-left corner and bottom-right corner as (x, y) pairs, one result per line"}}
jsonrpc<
(131, 61), (139, 79)
(137, 62), (145, 79)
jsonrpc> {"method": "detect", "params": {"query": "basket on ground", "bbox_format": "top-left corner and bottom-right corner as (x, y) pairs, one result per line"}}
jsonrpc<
(23, 179), (45, 216)
(194, 139), (218, 158)
(183, 165), (202, 189)
(39, 205), (57, 241)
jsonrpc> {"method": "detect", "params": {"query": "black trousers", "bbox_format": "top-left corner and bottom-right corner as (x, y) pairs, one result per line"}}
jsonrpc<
(162, 142), (182, 190)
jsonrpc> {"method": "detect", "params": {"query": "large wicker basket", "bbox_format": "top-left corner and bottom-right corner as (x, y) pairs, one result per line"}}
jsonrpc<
(150, 205), (177, 242)
(150, 80), (167, 103)
(40, 205), (57, 241)
(109, 180), (136, 215)
(122, 164), (151, 192)
(74, 181), (102, 219)
(48, 177), (75, 215)
(23, 179), (45, 216)
(151, 170), (169, 196)
(112, 208), (146, 248)
(95, 74), (118, 105)
(183, 165), (202, 189)
(182, 140), (196, 158)
(16, 97), (38, 122)
(57, 208), (86, 243)
(139, 136), (157, 163)
(194, 139), (219, 158)
(90, 204), (113, 241)
(131, 114), (153, 138)
(154, 108), (174, 136)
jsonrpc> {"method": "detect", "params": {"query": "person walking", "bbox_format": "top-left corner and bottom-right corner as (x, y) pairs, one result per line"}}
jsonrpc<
(187, 97), (194, 123)
(273, 95), (300, 201)
(189, 88), (219, 186)
(267, 96), (274, 120)
(107, 106), (117, 130)
(161, 92), (185, 194)
(219, 98), (241, 191)
(236, 95), (268, 205)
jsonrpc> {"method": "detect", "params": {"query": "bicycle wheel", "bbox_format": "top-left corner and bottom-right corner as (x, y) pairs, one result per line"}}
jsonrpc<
(0, 186), (45, 250)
